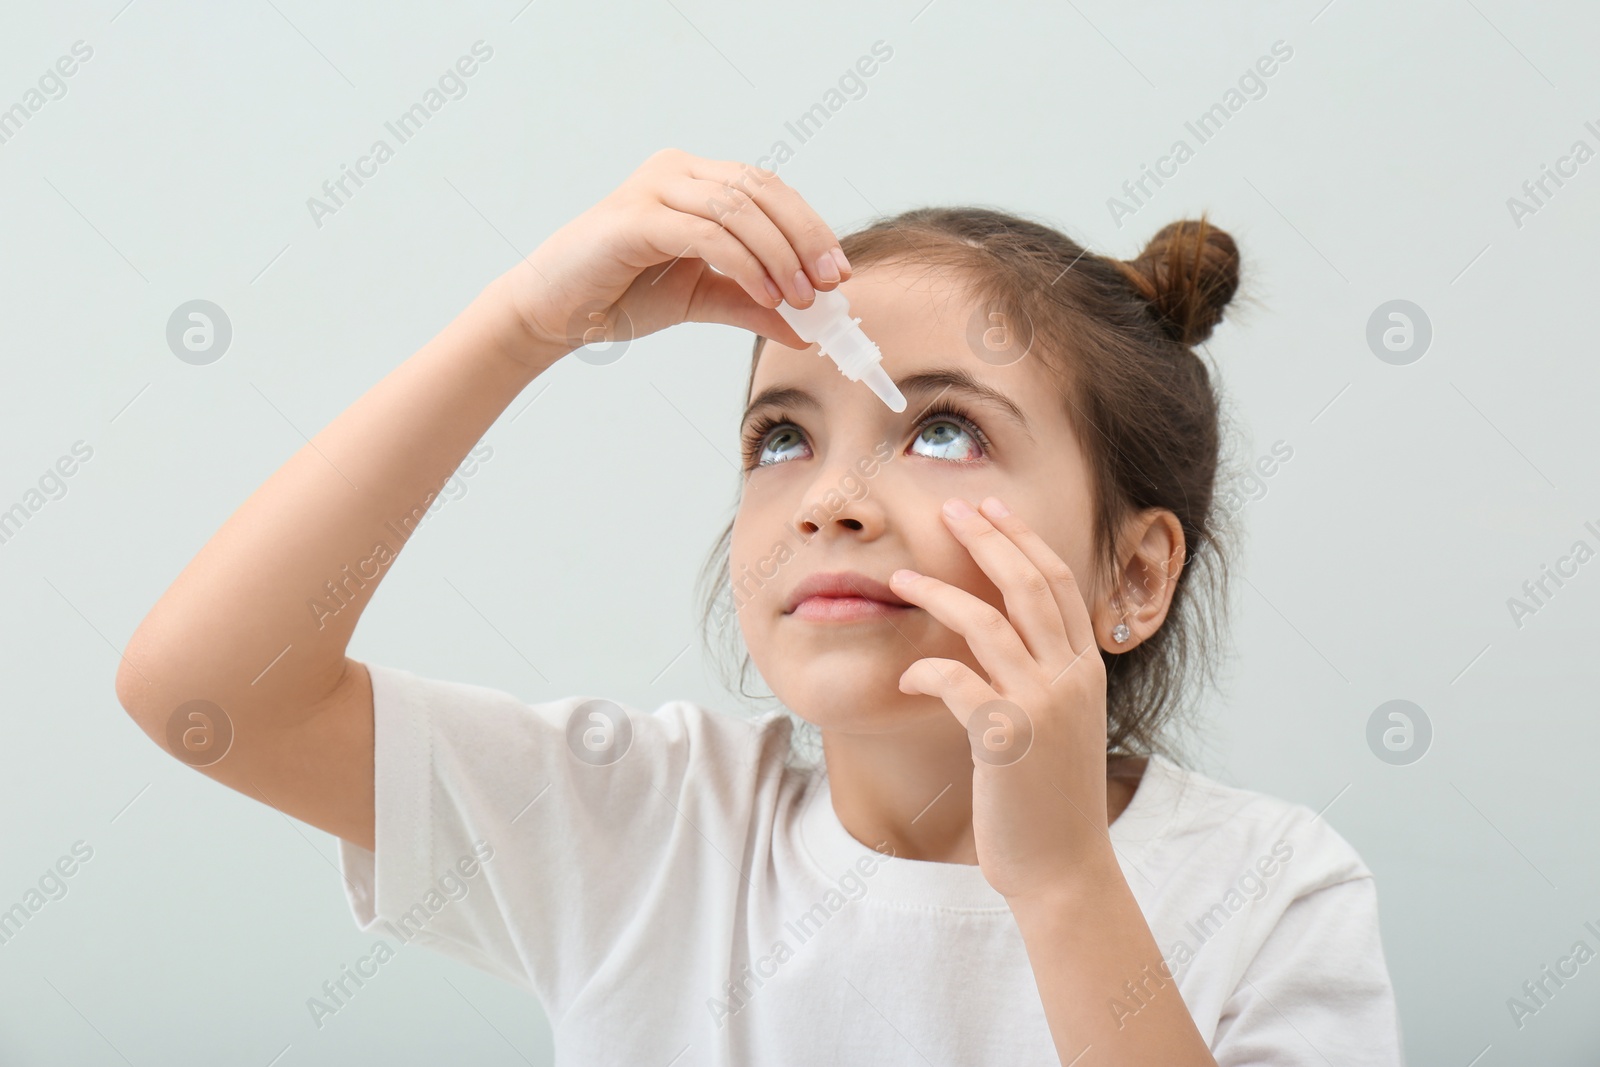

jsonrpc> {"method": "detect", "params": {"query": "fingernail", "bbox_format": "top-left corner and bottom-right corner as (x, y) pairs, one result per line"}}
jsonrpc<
(981, 497), (1010, 518)
(943, 498), (975, 519)
(762, 275), (783, 305)
(793, 268), (815, 303)
(831, 247), (852, 275)
(892, 568), (920, 584)
(815, 252), (840, 285)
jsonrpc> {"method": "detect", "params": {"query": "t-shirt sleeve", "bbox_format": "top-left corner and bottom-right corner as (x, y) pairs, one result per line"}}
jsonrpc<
(334, 660), (777, 1015)
(1210, 836), (1405, 1066)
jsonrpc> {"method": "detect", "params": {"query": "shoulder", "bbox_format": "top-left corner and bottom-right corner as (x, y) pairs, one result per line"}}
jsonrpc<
(1125, 760), (1403, 1055)
(363, 660), (800, 782)
(1124, 754), (1373, 902)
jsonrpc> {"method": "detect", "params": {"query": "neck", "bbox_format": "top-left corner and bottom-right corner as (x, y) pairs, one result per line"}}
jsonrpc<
(820, 713), (980, 863)
(818, 715), (1147, 865)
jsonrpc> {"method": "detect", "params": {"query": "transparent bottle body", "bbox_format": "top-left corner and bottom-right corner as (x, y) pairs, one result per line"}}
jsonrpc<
(775, 290), (906, 412)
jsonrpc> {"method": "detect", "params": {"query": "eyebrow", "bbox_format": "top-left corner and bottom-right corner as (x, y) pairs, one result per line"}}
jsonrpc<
(741, 368), (1035, 439)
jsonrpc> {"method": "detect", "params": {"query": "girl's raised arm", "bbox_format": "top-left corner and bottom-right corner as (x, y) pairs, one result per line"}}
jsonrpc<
(115, 149), (849, 852)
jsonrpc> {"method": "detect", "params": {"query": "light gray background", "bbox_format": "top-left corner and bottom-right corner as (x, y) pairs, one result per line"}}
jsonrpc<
(2, 0), (1597, 1063)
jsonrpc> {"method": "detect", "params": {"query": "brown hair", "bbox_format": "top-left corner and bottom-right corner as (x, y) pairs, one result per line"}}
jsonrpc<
(695, 206), (1249, 766)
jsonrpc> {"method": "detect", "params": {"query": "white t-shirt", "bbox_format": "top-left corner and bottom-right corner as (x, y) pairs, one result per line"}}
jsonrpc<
(337, 663), (1405, 1065)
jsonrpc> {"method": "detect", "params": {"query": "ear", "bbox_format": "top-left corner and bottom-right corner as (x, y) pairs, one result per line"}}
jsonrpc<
(1099, 509), (1185, 651)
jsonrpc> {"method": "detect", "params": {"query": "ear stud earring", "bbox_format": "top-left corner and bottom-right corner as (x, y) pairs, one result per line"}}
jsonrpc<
(1111, 621), (1131, 644)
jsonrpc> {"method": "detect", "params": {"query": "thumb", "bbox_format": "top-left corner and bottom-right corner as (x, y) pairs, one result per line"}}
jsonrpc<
(686, 270), (809, 349)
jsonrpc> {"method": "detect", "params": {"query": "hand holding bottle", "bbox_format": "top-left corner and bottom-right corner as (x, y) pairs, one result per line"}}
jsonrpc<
(492, 148), (854, 366)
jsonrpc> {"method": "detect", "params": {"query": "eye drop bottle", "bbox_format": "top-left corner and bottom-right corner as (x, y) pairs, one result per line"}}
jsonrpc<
(775, 289), (906, 412)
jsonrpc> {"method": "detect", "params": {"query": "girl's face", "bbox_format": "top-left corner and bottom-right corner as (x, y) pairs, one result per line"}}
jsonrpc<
(731, 261), (1113, 736)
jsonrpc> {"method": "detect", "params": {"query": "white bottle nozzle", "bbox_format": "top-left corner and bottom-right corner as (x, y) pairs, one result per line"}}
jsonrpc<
(774, 289), (906, 413)
(859, 364), (906, 413)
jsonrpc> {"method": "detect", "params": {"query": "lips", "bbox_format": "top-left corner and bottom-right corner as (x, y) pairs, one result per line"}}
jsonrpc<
(783, 570), (913, 614)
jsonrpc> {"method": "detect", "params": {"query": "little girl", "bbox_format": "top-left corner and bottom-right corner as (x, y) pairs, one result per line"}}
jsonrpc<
(117, 148), (1403, 1065)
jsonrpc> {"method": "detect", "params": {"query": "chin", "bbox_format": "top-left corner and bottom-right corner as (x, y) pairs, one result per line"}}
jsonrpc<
(771, 673), (919, 730)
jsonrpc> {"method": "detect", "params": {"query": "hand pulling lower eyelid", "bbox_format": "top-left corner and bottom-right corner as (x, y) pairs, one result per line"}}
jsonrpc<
(775, 290), (907, 413)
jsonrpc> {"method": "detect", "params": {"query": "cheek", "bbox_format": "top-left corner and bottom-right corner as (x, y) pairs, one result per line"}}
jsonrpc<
(729, 500), (766, 572)
(938, 546), (1005, 613)
(728, 510), (792, 621)
(729, 518), (750, 580)
(894, 507), (1003, 615)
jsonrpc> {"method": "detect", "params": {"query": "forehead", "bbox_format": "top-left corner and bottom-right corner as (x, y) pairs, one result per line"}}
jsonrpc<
(748, 261), (1061, 411)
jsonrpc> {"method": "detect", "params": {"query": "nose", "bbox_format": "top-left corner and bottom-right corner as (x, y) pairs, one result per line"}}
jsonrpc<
(791, 459), (885, 540)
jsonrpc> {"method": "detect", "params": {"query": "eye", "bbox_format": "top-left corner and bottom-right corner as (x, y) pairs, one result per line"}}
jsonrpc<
(739, 403), (993, 470)
(742, 417), (811, 468)
(908, 406), (990, 462)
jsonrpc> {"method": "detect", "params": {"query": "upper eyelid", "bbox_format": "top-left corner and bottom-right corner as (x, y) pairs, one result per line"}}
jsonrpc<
(744, 373), (1033, 440)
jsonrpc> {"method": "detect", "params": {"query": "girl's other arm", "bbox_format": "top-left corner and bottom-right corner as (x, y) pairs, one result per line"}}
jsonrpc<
(115, 148), (849, 854)
(115, 281), (562, 853)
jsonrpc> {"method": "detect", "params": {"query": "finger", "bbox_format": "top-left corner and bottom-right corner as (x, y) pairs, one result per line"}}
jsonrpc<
(937, 498), (1073, 665)
(899, 658), (1033, 767)
(683, 269), (808, 348)
(641, 204), (783, 309)
(684, 157), (850, 300)
(898, 656), (994, 726)
(977, 497), (1097, 657)
(889, 568), (1034, 687)
(661, 176), (817, 309)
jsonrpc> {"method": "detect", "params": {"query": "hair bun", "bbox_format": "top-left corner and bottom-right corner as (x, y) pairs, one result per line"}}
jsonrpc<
(1116, 216), (1240, 347)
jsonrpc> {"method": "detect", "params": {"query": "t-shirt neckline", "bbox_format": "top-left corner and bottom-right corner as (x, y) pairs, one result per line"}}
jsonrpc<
(796, 754), (1181, 911)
